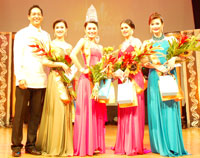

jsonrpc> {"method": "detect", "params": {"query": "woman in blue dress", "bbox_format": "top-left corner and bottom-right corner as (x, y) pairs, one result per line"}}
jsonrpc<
(143, 12), (189, 157)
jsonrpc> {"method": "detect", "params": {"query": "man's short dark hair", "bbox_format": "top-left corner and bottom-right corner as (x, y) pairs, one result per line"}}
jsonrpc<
(28, 5), (43, 16)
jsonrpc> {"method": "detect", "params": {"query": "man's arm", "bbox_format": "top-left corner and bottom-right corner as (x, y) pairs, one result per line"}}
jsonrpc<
(13, 31), (27, 89)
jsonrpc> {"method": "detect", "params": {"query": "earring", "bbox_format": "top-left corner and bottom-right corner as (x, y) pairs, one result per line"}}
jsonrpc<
(84, 35), (88, 39)
(95, 35), (100, 43)
(131, 30), (134, 36)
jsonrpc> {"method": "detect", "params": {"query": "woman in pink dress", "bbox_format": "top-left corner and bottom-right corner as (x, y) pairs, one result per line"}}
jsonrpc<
(70, 7), (106, 155)
(114, 19), (146, 155)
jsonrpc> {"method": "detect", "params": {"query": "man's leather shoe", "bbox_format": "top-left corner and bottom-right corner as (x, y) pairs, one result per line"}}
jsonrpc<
(25, 148), (41, 155)
(12, 151), (21, 157)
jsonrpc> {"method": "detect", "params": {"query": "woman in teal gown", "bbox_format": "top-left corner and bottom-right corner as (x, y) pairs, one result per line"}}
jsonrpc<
(143, 12), (189, 157)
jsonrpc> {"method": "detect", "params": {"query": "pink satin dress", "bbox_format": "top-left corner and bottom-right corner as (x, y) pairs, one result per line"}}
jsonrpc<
(73, 48), (106, 156)
(114, 45), (146, 155)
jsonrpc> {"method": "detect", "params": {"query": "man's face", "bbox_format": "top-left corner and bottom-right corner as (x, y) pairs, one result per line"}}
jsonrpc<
(28, 7), (43, 28)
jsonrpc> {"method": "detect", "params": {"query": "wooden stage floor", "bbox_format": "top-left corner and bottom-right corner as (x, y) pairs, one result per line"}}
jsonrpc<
(0, 125), (200, 158)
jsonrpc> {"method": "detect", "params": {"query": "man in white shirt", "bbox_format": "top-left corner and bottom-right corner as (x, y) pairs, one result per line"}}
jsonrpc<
(11, 5), (50, 157)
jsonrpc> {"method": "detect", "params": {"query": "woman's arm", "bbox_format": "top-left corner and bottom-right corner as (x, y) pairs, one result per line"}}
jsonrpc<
(144, 54), (168, 73)
(133, 37), (142, 49)
(165, 36), (180, 71)
(142, 40), (167, 72)
(70, 38), (85, 71)
(42, 57), (65, 68)
(66, 45), (72, 55)
(141, 40), (156, 68)
(42, 57), (71, 74)
(99, 44), (103, 55)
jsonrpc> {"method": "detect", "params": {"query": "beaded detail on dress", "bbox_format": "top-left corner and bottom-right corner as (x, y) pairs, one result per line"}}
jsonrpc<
(152, 34), (165, 41)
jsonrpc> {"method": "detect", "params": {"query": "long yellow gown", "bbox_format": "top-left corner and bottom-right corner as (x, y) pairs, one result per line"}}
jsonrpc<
(36, 41), (73, 156)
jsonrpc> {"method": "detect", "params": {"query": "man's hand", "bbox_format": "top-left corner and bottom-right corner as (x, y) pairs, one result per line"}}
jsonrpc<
(19, 80), (27, 89)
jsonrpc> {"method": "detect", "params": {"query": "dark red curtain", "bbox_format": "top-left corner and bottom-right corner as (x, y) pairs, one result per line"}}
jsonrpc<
(192, 0), (200, 29)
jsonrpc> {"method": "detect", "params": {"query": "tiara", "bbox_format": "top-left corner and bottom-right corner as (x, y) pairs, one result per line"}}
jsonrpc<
(85, 5), (98, 22)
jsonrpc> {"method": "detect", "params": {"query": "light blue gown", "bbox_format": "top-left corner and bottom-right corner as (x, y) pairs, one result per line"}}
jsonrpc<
(147, 36), (189, 157)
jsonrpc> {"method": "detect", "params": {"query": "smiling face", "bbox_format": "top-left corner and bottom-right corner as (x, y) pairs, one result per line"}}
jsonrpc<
(120, 23), (133, 38)
(54, 22), (67, 39)
(85, 22), (98, 40)
(28, 7), (43, 28)
(150, 18), (164, 36)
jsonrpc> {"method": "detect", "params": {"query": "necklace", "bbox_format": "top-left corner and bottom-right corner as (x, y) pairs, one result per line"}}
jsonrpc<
(152, 34), (165, 41)
(121, 36), (134, 52)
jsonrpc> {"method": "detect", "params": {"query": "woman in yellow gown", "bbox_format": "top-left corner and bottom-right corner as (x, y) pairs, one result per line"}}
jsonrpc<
(36, 19), (74, 156)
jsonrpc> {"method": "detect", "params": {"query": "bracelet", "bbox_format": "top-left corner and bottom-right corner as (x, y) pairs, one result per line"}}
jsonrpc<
(67, 85), (73, 88)
(80, 67), (85, 73)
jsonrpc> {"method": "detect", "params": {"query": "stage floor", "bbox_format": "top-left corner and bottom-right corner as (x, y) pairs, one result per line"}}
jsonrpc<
(0, 125), (200, 158)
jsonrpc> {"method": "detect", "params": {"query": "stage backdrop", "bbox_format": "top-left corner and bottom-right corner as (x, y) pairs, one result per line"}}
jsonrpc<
(0, 0), (194, 46)
(0, 32), (13, 127)
(181, 29), (200, 128)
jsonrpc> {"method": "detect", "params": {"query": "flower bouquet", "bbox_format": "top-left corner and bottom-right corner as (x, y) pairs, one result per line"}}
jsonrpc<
(89, 47), (117, 101)
(29, 38), (76, 104)
(167, 35), (200, 61)
(114, 50), (138, 79)
(114, 42), (162, 81)
(113, 42), (163, 97)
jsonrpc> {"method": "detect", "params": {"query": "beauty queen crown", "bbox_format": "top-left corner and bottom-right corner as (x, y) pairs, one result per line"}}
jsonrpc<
(85, 4), (98, 22)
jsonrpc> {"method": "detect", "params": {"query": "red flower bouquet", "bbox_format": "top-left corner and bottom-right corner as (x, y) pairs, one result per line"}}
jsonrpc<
(29, 38), (76, 103)
(89, 47), (117, 100)
(167, 35), (200, 61)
